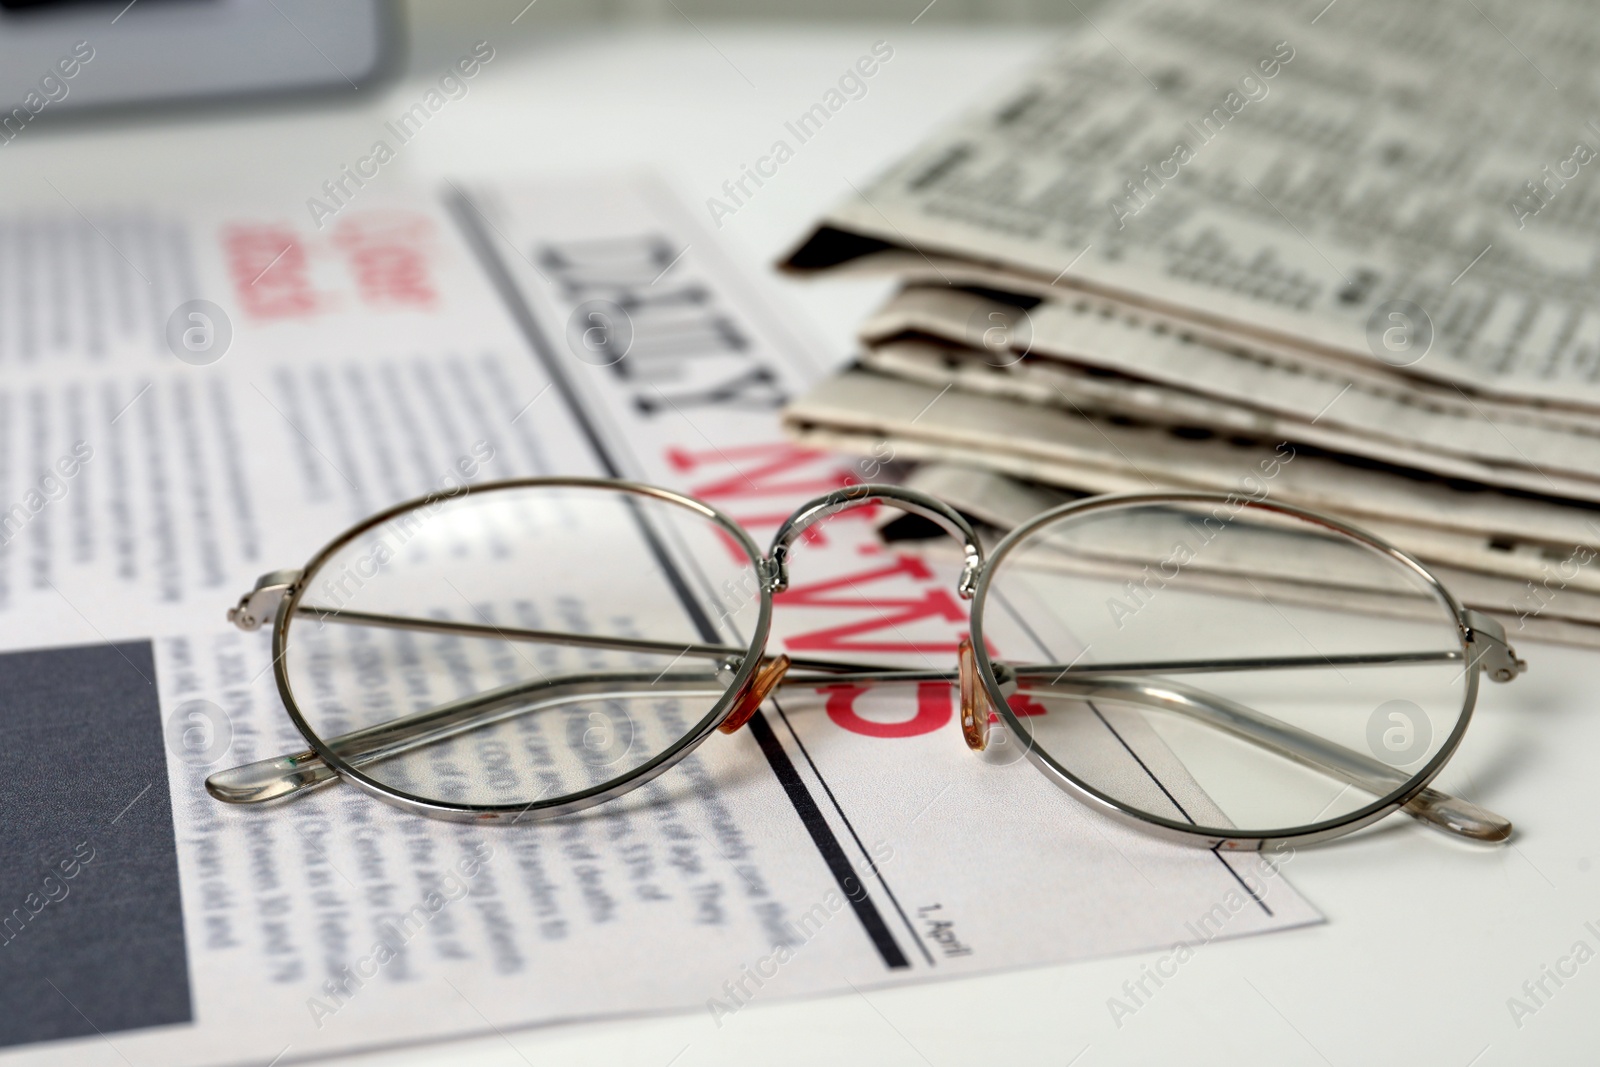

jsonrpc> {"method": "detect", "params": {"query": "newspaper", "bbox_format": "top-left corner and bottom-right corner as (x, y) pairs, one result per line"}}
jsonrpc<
(859, 284), (1600, 502)
(781, 0), (1600, 410)
(782, 367), (1600, 624)
(771, 0), (1600, 645)
(0, 174), (1319, 1067)
(885, 463), (1600, 649)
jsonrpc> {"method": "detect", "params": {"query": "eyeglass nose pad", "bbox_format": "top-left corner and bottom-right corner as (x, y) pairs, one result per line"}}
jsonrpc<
(958, 636), (992, 752)
(717, 654), (791, 734)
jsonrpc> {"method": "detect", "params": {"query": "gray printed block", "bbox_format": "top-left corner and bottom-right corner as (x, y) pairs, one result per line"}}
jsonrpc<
(0, 640), (192, 1049)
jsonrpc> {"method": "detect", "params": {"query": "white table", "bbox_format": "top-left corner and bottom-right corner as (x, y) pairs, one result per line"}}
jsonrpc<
(11, 21), (1595, 1067)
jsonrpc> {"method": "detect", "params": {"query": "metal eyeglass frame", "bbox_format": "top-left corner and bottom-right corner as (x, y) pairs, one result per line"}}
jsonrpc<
(209, 477), (1526, 852)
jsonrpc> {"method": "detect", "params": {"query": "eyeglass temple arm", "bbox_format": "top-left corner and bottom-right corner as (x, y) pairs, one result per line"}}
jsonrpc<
(238, 600), (1518, 688)
(765, 484), (986, 597)
(220, 570), (1517, 836)
(209, 655), (1509, 840)
(1013, 673), (1510, 842)
(206, 670), (730, 805)
(229, 571), (1527, 686)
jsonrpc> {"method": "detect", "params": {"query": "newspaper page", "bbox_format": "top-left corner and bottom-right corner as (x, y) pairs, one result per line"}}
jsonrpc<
(782, 368), (1600, 590)
(0, 174), (1319, 1067)
(889, 462), (1600, 649)
(860, 332), (1600, 506)
(858, 283), (1600, 500)
(780, 0), (1600, 408)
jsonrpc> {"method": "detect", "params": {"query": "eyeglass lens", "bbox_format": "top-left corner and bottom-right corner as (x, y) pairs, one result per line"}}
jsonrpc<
(279, 484), (764, 809)
(978, 499), (1471, 838)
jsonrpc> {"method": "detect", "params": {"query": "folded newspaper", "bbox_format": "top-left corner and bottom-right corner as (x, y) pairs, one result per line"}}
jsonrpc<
(0, 171), (1331, 1067)
(778, 0), (1600, 647)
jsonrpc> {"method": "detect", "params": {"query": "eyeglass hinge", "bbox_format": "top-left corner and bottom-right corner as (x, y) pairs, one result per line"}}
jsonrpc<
(759, 553), (789, 595)
(957, 549), (982, 600)
(228, 569), (302, 631)
(1463, 609), (1527, 683)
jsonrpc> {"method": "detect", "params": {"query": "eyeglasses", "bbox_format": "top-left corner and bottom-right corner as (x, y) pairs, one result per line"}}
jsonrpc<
(208, 478), (1524, 851)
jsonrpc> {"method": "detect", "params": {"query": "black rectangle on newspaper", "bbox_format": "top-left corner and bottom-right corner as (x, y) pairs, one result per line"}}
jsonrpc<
(0, 640), (192, 1049)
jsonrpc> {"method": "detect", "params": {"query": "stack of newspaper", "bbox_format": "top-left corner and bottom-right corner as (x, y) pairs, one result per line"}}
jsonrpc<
(777, 0), (1600, 647)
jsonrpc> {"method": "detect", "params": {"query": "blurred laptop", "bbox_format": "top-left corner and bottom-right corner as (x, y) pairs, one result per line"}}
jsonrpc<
(0, 0), (396, 121)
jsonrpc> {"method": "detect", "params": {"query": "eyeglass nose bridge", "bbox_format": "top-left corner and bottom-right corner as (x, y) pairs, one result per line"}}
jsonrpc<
(763, 483), (985, 598)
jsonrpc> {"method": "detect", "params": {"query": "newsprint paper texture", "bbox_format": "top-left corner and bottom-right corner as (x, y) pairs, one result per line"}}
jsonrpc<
(782, 0), (1600, 409)
(856, 284), (1600, 504)
(0, 174), (1319, 1066)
